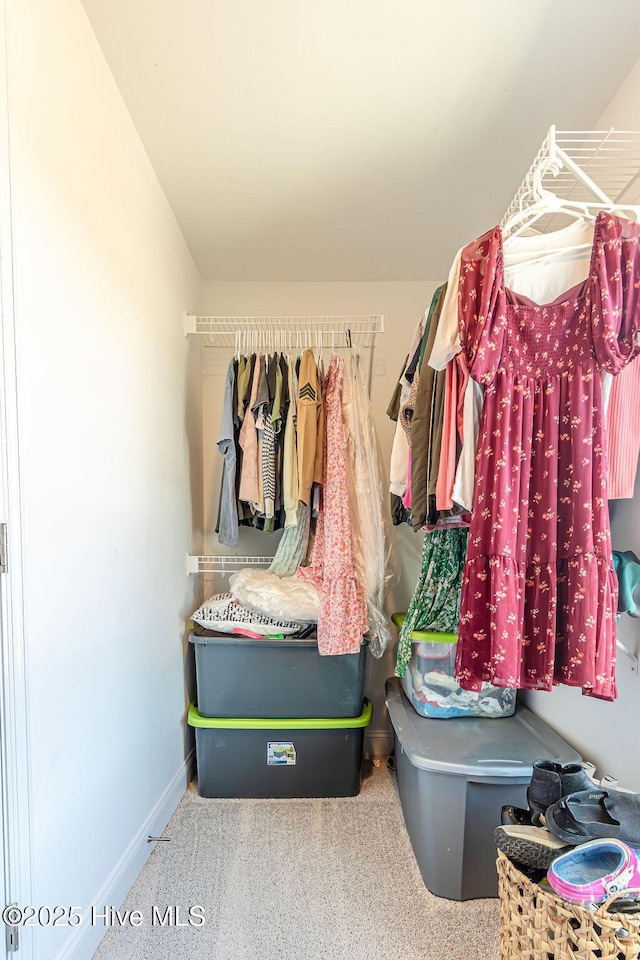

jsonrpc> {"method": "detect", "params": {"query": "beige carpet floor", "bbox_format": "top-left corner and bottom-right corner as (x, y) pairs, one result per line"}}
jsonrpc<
(93, 764), (499, 960)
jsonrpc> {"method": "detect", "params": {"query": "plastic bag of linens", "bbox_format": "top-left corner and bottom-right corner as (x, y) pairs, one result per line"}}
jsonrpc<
(229, 569), (320, 623)
(402, 637), (516, 720)
(342, 352), (398, 657)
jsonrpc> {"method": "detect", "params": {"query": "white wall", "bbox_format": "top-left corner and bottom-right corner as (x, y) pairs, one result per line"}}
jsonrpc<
(201, 280), (438, 755)
(5, 1), (202, 957)
(595, 55), (640, 130)
(521, 59), (640, 789)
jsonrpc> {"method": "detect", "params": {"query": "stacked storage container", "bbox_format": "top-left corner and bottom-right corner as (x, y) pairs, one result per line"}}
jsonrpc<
(188, 626), (371, 798)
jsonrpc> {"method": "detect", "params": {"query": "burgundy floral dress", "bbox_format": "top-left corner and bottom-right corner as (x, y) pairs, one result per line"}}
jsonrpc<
(455, 213), (640, 701)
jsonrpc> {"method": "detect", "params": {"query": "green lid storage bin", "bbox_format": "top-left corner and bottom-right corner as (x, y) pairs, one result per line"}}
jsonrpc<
(189, 627), (366, 719)
(188, 700), (372, 798)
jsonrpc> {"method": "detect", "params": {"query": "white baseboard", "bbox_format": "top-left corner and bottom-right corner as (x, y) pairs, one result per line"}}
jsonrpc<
(54, 751), (194, 960)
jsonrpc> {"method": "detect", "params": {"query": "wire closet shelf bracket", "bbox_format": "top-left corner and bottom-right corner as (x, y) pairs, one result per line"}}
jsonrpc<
(501, 125), (640, 238)
(186, 554), (274, 576)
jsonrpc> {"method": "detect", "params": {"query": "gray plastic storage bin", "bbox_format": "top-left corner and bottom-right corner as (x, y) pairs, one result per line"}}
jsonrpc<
(189, 628), (366, 718)
(386, 678), (581, 901)
(188, 700), (372, 798)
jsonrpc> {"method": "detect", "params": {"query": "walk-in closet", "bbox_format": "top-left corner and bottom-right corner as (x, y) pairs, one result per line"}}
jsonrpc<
(1, 3), (640, 960)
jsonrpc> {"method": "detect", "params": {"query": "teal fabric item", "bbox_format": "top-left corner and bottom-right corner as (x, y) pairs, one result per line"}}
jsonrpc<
(613, 550), (640, 618)
(268, 503), (311, 578)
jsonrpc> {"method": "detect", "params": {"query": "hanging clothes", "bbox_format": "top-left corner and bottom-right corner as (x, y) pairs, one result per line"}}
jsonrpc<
(253, 358), (270, 516)
(395, 526), (469, 678)
(236, 354), (252, 421)
(273, 354), (288, 518)
(388, 355), (410, 526)
(398, 373), (419, 441)
(426, 358), (446, 502)
(402, 450), (412, 509)
(389, 403), (410, 499)
(613, 550), (640, 617)
(298, 355), (367, 656)
(261, 356), (279, 528)
(606, 361), (640, 499)
(398, 344), (418, 515)
(427, 252), (481, 513)
(238, 354), (262, 507)
(259, 356), (277, 530)
(342, 350), (397, 657)
(452, 350), (482, 513)
(409, 286), (446, 530)
(389, 287), (463, 531)
(223, 348), (318, 533)
(435, 357), (459, 511)
(296, 348), (323, 506)
(455, 213), (640, 702)
(389, 313), (426, 501)
(261, 414), (277, 529)
(282, 358), (300, 527)
(216, 358), (240, 548)
(236, 354), (255, 524)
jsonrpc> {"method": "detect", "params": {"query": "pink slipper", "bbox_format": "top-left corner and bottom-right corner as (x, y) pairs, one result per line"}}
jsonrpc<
(547, 839), (640, 906)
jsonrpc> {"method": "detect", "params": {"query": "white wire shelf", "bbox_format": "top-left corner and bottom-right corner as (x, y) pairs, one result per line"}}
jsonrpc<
(502, 126), (640, 237)
(183, 314), (384, 349)
(186, 554), (274, 576)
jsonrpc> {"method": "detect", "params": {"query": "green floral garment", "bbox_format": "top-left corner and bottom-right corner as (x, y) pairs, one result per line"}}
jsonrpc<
(395, 526), (469, 678)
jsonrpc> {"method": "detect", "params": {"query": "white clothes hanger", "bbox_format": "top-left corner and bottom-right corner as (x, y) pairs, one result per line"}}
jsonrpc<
(501, 130), (640, 266)
(503, 194), (596, 241)
(502, 163), (597, 249)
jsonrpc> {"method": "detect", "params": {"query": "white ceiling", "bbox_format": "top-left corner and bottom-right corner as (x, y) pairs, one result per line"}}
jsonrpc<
(82, 0), (640, 281)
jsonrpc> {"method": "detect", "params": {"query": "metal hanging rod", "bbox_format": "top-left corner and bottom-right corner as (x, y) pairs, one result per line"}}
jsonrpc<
(183, 314), (384, 348)
(502, 126), (640, 238)
(186, 554), (274, 576)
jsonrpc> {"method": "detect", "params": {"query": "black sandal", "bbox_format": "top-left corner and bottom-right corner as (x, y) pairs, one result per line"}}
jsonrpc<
(546, 789), (640, 846)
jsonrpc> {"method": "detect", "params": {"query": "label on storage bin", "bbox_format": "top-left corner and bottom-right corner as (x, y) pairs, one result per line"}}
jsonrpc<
(267, 742), (296, 765)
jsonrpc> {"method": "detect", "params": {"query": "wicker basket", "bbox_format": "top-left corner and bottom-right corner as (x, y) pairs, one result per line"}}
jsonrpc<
(497, 851), (640, 960)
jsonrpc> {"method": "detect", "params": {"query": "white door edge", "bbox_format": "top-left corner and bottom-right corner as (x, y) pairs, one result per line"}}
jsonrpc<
(0, 2), (34, 956)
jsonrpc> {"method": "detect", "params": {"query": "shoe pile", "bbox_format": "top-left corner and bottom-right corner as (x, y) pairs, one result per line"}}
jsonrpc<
(495, 760), (640, 909)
